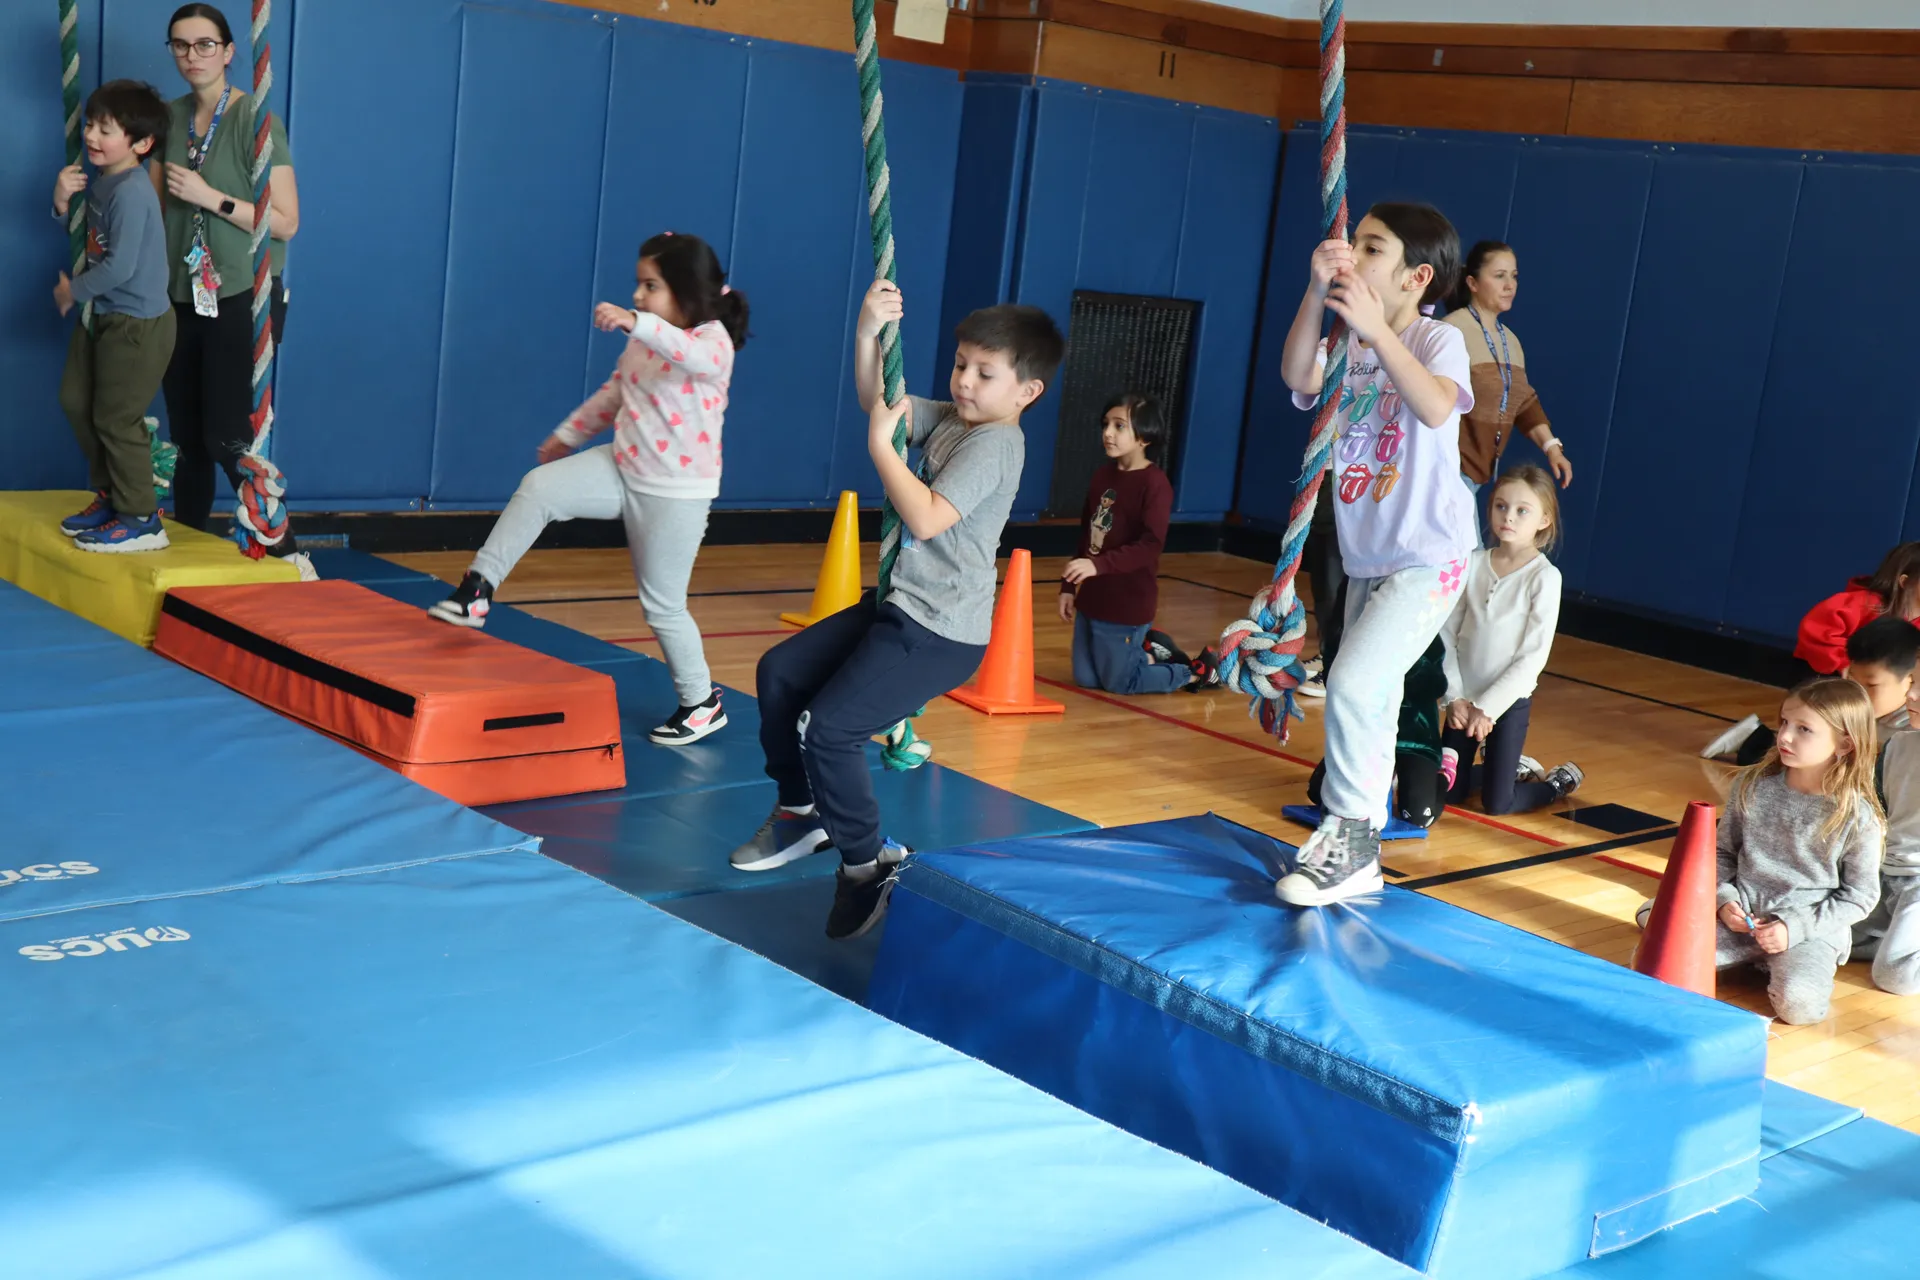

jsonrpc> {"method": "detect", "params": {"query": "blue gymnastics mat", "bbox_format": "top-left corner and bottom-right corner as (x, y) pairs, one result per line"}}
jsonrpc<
(0, 583), (535, 923)
(871, 814), (1769, 1280)
(0, 578), (124, 655)
(302, 547), (439, 585)
(528, 764), (1093, 902)
(363, 577), (651, 671)
(0, 850), (1409, 1280)
(1550, 1114), (1920, 1278)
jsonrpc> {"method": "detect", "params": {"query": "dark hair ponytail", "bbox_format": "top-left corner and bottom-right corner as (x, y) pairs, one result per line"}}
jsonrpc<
(169, 3), (234, 44)
(637, 231), (749, 350)
(1447, 239), (1514, 313)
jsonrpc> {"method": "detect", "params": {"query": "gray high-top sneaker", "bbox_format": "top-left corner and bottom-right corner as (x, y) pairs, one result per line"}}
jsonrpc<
(1276, 815), (1384, 907)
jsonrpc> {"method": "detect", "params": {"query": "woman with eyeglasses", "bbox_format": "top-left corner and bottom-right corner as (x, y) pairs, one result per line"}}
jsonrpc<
(151, 2), (306, 566)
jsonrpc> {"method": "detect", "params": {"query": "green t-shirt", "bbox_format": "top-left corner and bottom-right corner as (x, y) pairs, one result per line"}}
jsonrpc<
(163, 91), (293, 303)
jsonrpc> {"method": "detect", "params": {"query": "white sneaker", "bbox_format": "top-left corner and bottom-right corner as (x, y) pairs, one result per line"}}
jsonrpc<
(287, 551), (319, 581)
(1702, 714), (1761, 760)
(1516, 755), (1545, 783)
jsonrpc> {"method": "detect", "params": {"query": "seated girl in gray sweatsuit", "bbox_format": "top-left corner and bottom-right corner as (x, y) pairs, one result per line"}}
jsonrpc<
(1711, 677), (1884, 1025)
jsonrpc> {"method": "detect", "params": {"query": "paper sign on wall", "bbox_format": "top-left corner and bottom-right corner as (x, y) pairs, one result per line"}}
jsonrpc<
(894, 0), (949, 44)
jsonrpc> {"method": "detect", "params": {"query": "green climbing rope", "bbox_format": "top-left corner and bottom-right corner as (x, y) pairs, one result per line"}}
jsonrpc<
(58, 0), (91, 331)
(853, 0), (929, 771)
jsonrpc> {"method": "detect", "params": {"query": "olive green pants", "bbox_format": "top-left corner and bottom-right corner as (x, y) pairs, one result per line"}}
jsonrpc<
(58, 309), (177, 519)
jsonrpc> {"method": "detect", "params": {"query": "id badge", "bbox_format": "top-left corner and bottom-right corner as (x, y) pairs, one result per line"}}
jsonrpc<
(186, 240), (221, 318)
(899, 528), (918, 553)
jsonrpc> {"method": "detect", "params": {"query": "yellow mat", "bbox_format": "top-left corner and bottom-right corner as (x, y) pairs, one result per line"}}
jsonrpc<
(0, 491), (301, 647)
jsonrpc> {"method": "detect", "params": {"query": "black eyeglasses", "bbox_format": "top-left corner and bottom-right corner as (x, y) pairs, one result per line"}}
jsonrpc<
(166, 38), (227, 58)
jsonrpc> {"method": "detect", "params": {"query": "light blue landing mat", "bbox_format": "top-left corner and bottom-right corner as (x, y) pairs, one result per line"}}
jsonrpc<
(1551, 1114), (1920, 1278)
(0, 583), (535, 924)
(0, 851), (1410, 1280)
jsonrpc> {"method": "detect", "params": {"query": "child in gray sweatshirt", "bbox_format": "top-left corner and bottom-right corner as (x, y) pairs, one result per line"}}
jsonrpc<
(51, 80), (175, 553)
(1854, 727), (1920, 995)
(1714, 678), (1884, 1025)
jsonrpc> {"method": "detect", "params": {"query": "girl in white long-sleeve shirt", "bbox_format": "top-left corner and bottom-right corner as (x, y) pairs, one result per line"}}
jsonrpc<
(1439, 466), (1584, 814)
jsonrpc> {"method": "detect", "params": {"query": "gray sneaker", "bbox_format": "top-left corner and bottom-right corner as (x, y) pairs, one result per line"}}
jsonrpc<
(1544, 762), (1585, 799)
(1275, 815), (1383, 907)
(1516, 755), (1545, 783)
(729, 806), (832, 871)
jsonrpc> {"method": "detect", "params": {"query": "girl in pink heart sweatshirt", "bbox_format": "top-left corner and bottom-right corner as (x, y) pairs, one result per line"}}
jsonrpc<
(430, 231), (750, 748)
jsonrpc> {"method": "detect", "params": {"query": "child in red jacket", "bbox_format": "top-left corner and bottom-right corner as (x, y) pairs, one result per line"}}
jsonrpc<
(1706, 541), (1920, 763)
(1059, 394), (1195, 694)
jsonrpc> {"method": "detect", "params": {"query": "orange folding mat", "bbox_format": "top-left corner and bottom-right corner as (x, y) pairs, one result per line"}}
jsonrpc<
(153, 581), (624, 806)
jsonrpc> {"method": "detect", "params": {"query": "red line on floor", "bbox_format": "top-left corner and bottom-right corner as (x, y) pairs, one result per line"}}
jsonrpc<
(1032, 676), (1564, 849)
(610, 627), (797, 644)
(1594, 853), (1664, 880)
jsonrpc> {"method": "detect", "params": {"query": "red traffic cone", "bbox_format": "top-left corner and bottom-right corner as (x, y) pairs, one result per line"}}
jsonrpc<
(947, 548), (1065, 715)
(1633, 801), (1719, 997)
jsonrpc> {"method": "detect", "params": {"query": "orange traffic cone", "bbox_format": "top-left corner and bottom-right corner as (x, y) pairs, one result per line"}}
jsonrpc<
(781, 490), (863, 627)
(947, 548), (1065, 716)
(1632, 801), (1719, 997)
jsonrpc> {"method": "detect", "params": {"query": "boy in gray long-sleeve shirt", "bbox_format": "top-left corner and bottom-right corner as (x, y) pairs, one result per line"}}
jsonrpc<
(52, 80), (176, 554)
(1854, 728), (1920, 994)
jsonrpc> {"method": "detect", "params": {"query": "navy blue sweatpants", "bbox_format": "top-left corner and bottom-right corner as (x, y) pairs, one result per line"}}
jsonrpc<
(756, 593), (985, 865)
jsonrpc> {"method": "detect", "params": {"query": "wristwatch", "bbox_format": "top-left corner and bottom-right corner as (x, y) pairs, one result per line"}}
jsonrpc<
(218, 197), (237, 216)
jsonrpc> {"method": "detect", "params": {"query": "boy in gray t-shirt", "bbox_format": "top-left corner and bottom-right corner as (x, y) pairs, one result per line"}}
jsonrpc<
(52, 80), (177, 553)
(731, 282), (1064, 940)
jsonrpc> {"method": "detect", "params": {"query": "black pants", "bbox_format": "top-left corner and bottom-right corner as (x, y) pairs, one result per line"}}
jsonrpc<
(1441, 697), (1558, 815)
(756, 593), (985, 865)
(1305, 491), (1345, 662)
(162, 282), (295, 549)
(1308, 753), (1444, 829)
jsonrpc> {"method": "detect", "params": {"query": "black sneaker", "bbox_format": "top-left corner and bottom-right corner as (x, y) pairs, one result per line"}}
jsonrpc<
(649, 690), (727, 746)
(1544, 762), (1585, 799)
(428, 571), (493, 628)
(1144, 629), (1190, 667)
(1184, 645), (1224, 693)
(825, 838), (911, 940)
(1274, 816), (1383, 907)
(729, 805), (832, 871)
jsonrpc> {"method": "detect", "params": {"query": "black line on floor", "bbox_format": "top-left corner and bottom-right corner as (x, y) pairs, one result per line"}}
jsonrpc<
(1158, 573), (1252, 598)
(1541, 671), (1737, 723)
(1398, 826), (1679, 892)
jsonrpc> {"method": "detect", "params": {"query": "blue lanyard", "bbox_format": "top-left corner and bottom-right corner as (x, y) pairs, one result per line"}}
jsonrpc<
(1467, 304), (1512, 417)
(186, 87), (233, 173)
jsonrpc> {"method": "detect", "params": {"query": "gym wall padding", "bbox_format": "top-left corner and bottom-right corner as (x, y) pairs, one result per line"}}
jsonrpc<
(947, 77), (1279, 521)
(1246, 124), (1920, 645)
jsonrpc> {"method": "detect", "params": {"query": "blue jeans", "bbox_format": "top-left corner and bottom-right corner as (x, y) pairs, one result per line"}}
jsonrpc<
(1072, 613), (1187, 695)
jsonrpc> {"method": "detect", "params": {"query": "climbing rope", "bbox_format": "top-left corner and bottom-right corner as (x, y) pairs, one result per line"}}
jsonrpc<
(853, 0), (929, 770)
(1213, 0), (1349, 744)
(58, 0), (90, 331)
(231, 0), (289, 558)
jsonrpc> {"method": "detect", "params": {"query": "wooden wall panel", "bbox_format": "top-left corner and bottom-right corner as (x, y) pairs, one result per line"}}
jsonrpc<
(1568, 80), (1920, 153)
(1033, 23), (1285, 116)
(1343, 71), (1574, 134)
(575, 0), (970, 68)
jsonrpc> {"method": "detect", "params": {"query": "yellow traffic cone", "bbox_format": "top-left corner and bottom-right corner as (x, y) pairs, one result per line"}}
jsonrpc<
(780, 490), (864, 627)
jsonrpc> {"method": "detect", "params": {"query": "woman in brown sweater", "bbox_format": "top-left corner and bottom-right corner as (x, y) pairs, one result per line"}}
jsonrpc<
(1442, 242), (1572, 520)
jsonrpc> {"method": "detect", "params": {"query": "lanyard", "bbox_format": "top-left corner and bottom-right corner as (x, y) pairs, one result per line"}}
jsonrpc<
(186, 86), (232, 172)
(1467, 304), (1512, 418)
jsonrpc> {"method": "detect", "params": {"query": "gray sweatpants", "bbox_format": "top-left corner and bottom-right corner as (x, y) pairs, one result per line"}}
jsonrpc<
(1320, 561), (1466, 829)
(1853, 874), (1920, 996)
(471, 445), (713, 707)
(1717, 924), (1843, 1025)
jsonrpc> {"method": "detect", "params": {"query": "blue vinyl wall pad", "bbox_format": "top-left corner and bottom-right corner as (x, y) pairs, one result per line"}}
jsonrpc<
(0, 850), (1416, 1280)
(871, 813), (1770, 1278)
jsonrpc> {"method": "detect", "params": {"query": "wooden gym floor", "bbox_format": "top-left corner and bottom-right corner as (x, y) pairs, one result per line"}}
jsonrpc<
(388, 543), (1920, 1135)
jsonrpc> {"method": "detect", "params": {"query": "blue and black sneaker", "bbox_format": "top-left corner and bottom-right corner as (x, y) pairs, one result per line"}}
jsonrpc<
(729, 804), (832, 872)
(60, 492), (115, 538)
(75, 511), (169, 554)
